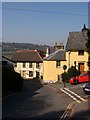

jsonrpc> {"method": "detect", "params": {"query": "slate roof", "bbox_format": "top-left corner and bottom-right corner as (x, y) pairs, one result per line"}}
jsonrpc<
(11, 50), (43, 62)
(65, 31), (87, 51)
(44, 49), (66, 61)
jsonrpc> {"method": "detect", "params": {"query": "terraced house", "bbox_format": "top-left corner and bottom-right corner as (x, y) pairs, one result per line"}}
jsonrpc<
(43, 43), (66, 83)
(43, 25), (88, 83)
(12, 50), (44, 79)
(66, 26), (88, 72)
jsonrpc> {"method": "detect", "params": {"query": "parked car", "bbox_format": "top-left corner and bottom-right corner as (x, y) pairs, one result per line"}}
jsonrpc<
(69, 72), (88, 85)
(83, 82), (90, 95)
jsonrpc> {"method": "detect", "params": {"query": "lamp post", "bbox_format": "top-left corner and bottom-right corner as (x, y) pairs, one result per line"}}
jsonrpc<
(82, 24), (90, 81)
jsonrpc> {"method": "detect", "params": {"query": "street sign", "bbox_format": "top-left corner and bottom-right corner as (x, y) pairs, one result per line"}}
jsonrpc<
(63, 65), (67, 70)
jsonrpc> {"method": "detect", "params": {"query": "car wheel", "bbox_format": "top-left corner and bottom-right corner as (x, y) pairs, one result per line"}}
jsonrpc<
(74, 79), (79, 85)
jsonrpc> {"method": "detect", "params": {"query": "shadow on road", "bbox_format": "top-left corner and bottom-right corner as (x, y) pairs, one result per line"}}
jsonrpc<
(2, 110), (65, 120)
(23, 78), (43, 96)
(32, 110), (65, 120)
(2, 79), (43, 111)
(69, 110), (90, 120)
(2, 79), (66, 120)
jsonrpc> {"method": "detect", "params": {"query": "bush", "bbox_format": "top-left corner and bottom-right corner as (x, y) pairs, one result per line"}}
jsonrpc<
(61, 66), (81, 83)
(67, 66), (81, 82)
(2, 66), (24, 92)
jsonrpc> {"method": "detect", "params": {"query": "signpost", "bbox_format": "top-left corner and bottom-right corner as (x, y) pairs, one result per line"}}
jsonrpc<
(62, 65), (67, 88)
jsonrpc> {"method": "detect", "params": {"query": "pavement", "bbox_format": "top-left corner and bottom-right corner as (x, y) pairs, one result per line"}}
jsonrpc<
(47, 82), (71, 89)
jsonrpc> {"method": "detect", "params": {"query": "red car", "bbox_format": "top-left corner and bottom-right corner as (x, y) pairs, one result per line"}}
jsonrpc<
(69, 72), (89, 84)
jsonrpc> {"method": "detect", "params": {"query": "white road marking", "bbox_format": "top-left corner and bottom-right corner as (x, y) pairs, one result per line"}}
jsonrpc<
(59, 87), (87, 120)
(64, 88), (87, 102)
(60, 88), (81, 103)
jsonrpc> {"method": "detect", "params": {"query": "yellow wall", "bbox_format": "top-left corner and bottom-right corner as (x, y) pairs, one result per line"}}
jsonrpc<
(43, 60), (67, 82)
(66, 51), (88, 71)
(43, 51), (88, 83)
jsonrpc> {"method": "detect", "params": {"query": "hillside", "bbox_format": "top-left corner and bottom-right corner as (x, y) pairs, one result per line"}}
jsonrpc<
(2, 42), (54, 59)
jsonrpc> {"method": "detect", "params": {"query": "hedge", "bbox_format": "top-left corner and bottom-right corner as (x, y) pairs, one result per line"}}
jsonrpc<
(2, 66), (24, 92)
(61, 66), (81, 83)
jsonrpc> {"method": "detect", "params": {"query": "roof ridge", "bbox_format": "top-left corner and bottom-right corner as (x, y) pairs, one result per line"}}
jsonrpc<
(36, 50), (43, 61)
(69, 31), (81, 33)
(16, 49), (37, 52)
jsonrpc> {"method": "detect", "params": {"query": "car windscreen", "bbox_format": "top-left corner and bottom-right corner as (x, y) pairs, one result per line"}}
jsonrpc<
(85, 82), (90, 88)
(80, 73), (87, 76)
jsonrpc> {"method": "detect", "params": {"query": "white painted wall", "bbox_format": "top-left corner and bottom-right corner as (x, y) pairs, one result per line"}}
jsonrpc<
(14, 62), (43, 79)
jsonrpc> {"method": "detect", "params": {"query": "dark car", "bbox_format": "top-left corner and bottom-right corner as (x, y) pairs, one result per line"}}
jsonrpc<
(83, 82), (90, 95)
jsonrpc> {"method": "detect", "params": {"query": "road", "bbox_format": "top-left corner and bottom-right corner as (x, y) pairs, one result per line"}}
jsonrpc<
(2, 80), (73, 119)
(49, 82), (90, 120)
(67, 83), (90, 120)
(2, 80), (90, 120)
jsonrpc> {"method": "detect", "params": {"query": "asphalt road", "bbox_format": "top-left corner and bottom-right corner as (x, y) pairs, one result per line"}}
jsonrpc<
(2, 80), (90, 120)
(2, 80), (73, 119)
(48, 82), (90, 120)
(68, 83), (90, 120)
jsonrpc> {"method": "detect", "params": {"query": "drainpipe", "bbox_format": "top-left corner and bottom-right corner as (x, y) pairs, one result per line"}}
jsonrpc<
(68, 51), (71, 69)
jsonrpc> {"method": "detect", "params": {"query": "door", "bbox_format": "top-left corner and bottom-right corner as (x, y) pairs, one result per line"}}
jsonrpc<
(22, 71), (26, 78)
(78, 63), (84, 72)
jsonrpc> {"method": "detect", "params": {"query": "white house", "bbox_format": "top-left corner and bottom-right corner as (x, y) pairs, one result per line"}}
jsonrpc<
(11, 50), (44, 79)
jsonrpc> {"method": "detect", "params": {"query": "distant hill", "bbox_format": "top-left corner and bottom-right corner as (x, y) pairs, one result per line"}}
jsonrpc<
(2, 42), (54, 59)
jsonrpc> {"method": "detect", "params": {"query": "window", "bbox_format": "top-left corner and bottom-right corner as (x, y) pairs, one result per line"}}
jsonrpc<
(29, 63), (32, 68)
(56, 61), (61, 68)
(78, 50), (84, 55)
(22, 62), (26, 68)
(36, 72), (39, 78)
(36, 63), (39, 68)
(29, 71), (33, 77)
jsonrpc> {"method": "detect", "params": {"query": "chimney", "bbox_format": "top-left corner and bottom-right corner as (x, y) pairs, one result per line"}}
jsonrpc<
(46, 47), (50, 57)
(54, 42), (64, 51)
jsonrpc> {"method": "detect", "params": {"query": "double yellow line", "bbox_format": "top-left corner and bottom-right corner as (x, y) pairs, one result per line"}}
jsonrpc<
(60, 101), (75, 120)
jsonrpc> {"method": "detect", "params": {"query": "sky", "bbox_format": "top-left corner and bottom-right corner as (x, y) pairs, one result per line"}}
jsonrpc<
(2, 2), (88, 46)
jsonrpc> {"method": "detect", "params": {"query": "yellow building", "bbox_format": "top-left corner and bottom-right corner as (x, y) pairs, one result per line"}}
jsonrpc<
(43, 49), (67, 83)
(66, 31), (88, 72)
(43, 26), (88, 83)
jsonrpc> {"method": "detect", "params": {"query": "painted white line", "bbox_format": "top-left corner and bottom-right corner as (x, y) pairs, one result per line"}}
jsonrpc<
(64, 88), (87, 102)
(60, 88), (81, 103)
